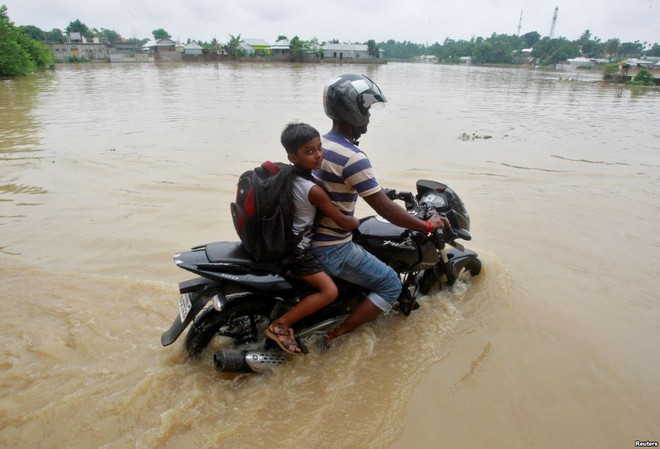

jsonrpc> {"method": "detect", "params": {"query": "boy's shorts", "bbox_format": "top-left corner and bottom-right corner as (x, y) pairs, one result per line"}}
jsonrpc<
(288, 248), (324, 277)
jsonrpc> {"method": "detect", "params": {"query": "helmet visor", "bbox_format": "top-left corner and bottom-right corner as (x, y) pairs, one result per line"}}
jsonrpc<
(354, 76), (387, 111)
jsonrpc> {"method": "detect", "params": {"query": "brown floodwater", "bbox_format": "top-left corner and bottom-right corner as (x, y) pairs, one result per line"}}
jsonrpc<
(1, 62), (658, 448)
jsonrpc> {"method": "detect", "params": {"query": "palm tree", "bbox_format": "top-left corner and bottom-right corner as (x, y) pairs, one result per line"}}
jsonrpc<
(226, 34), (243, 58)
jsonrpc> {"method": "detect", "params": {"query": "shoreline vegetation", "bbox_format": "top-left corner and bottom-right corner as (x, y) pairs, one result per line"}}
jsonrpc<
(1, 4), (658, 87)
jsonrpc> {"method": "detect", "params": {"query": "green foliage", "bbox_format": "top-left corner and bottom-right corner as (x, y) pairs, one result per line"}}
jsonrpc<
(3, 3), (658, 71)
(473, 34), (520, 64)
(626, 69), (655, 86)
(67, 56), (90, 63)
(66, 19), (92, 40)
(0, 5), (53, 76)
(0, 36), (34, 76)
(289, 36), (305, 61)
(98, 28), (120, 43)
(619, 41), (644, 58)
(602, 63), (621, 79)
(521, 31), (541, 48)
(379, 39), (426, 60)
(225, 34), (245, 58)
(152, 28), (171, 40)
(45, 28), (65, 43)
(604, 38), (620, 60)
(645, 44), (660, 57)
(377, 30), (652, 66)
(366, 39), (379, 57)
(531, 37), (579, 65)
(287, 36), (322, 62)
(19, 24), (44, 41)
(15, 31), (54, 70)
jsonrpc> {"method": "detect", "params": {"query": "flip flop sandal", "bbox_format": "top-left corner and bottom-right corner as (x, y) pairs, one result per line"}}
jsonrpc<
(265, 325), (305, 356)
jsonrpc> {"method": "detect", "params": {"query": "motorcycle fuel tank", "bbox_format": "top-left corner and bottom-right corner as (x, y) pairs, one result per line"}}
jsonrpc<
(353, 216), (438, 272)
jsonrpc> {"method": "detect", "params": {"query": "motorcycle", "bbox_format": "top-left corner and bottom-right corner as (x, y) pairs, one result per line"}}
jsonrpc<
(161, 179), (481, 373)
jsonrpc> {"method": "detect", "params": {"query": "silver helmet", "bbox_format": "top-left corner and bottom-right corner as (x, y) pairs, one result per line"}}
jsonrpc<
(323, 73), (387, 135)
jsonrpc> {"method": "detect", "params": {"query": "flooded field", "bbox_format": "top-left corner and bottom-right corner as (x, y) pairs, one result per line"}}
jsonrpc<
(1, 62), (659, 448)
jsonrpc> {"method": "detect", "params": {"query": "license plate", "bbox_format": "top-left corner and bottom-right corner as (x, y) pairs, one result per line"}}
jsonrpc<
(178, 293), (192, 322)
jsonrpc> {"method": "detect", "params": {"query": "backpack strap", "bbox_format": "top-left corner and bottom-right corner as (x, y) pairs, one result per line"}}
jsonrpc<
(290, 167), (327, 235)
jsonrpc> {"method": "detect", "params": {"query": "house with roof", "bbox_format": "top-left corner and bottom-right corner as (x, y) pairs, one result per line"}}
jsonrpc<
(241, 38), (272, 55)
(109, 40), (153, 62)
(142, 38), (177, 54)
(141, 38), (181, 61)
(184, 42), (204, 55)
(270, 39), (290, 56)
(321, 43), (383, 61)
(47, 32), (110, 62)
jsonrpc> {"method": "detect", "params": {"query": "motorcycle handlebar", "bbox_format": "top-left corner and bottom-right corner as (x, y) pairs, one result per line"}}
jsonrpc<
(384, 188), (419, 211)
(384, 187), (471, 243)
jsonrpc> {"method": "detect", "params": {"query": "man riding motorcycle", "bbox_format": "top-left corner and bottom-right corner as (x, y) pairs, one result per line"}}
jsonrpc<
(311, 73), (450, 346)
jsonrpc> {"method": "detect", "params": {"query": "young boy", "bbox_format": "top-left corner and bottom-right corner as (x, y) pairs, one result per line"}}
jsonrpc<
(265, 122), (359, 355)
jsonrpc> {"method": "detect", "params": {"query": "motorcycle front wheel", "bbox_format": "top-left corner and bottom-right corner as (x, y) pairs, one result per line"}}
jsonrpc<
(184, 295), (275, 358)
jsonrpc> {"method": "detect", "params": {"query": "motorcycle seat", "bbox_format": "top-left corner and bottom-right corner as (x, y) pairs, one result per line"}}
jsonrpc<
(203, 241), (286, 274)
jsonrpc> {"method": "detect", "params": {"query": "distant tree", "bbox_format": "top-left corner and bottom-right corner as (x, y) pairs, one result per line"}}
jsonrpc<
(627, 68), (655, 86)
(646, 43), (660, 57)
(0, 6), (53, 76)
(434, 37), (479, 62)
(99, 28), (121, 43)
(378, 39), (425, 59)
(305, 37), (321, 56)
(125, 37), (147, 47)
(66, 19), (92, 40)
(576, 29), (602, 57)
(276, 35), (288, 41)
(289, 35), (304, 61)
(210, 37), (220, 53)
(366, 39), (379, 57)
(604, 38), (620, 61)
(152, 28), (171, 40)
(0, 6), (33, 76)
(286, 36), (319, 61)
(15, 31), (54, 70)
(521, 31), (541, 48)
(474, 38), (514, 64)
(18, 25), (45, 41)
(225, 33), (244, 57)
(531, 37), (579, 65)
(45, 28), (65, 43)
(619, 41), (644, 58)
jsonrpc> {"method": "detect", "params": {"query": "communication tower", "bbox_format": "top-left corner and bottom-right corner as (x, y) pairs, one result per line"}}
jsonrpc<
(549, 6), (559, 38)
(517, 10), (523, 36)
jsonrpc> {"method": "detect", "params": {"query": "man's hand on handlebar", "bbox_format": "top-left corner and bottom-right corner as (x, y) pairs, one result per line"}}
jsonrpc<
(427, 214), (451, 232)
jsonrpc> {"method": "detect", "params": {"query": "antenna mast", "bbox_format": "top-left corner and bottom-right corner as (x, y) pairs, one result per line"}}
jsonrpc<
(517, 10), (523, 36)
(549, 6), (558, 38)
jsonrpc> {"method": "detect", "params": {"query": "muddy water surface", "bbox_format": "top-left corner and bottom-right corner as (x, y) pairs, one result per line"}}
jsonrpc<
(1, 62), (659, 448)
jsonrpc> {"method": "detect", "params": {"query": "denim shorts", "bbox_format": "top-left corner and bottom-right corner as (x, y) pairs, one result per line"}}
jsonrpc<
(311, 241), (402, 312)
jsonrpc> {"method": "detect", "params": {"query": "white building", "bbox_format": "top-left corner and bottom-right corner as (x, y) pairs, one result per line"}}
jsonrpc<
(183, 42), (203, 55)
(321, 43), (383, 61)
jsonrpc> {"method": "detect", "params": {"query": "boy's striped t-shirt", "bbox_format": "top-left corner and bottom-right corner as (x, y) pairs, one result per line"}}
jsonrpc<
(312, 131), (381, 246)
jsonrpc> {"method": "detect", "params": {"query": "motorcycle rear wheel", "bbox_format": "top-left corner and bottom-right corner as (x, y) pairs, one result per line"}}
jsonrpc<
(184, 296), (275, 358)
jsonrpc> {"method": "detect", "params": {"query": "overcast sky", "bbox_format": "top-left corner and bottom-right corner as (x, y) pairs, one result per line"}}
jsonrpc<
(3, 0), (658, 46)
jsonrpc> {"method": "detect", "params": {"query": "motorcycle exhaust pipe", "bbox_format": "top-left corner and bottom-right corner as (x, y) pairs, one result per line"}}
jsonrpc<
(214, 349), (286, 373)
